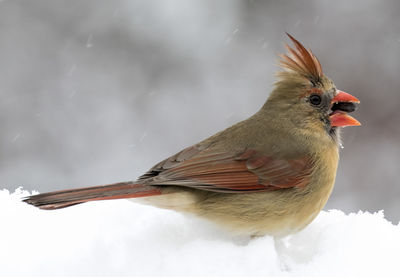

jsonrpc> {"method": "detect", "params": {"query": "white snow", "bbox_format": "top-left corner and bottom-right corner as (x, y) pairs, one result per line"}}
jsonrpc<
(1, 188), (399, 277)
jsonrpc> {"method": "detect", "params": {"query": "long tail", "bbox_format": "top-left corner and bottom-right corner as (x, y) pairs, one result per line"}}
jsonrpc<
(23, 182), (162, 210)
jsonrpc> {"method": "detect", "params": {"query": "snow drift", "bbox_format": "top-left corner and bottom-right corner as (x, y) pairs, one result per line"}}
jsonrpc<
(1, 189), (399, 277)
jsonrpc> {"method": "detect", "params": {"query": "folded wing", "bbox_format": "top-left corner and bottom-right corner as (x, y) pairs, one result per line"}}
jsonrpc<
(142, 147), (313, 193)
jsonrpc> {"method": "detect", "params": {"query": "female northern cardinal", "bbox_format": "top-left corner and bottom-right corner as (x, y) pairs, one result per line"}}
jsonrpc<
(24, 34), (360, 237)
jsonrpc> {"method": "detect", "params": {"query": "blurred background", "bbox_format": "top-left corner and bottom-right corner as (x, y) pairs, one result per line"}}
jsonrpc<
(1, 0), (399, 222)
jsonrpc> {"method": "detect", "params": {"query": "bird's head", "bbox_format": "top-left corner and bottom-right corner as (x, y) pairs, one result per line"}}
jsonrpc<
(264, 34), (360, 141)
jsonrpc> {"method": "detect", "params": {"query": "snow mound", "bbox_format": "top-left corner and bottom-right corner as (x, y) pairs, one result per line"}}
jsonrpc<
(1, 189), (399, 277)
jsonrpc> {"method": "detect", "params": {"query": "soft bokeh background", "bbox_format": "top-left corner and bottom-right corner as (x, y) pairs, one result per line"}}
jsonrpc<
(1, 0), (399, 221)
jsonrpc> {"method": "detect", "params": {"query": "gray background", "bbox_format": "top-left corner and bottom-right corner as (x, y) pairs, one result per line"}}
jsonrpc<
(1, 0), (399, 222)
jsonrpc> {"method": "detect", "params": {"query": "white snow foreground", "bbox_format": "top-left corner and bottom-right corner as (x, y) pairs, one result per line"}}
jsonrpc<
(1, 189), (399, 277)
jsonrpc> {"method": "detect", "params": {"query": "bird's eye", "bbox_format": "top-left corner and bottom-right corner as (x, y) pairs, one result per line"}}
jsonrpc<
(309, 94), (322, 106)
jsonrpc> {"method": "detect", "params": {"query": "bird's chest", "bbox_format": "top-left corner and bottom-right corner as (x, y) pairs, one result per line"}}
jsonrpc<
(288, 146), (339, 231)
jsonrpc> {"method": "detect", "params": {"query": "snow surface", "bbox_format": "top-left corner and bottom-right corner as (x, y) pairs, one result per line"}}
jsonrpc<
(1, 189), (399, 277)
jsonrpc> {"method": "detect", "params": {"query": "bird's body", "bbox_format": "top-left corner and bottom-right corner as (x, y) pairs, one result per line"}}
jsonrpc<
(24, 34), (360, 237)
(135, 86), (340, 236)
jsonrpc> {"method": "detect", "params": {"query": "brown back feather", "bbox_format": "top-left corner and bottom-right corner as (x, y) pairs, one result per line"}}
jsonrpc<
(279, 33), (323, 82)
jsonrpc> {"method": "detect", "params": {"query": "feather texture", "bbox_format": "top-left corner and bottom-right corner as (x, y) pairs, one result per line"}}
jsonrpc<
(147, 148), (313, 193)
(23, 182), (162, 210)
(279, 33), (323, 82)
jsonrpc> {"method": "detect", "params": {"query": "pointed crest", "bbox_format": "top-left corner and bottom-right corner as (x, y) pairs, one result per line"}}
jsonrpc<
(279, 33), (323, 82)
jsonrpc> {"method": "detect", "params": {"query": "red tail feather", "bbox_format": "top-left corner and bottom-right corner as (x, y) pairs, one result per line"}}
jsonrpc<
(23, 182), (162, 210)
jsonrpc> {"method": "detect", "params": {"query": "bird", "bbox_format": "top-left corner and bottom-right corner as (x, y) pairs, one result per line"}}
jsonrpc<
(23, 34), (360, 237)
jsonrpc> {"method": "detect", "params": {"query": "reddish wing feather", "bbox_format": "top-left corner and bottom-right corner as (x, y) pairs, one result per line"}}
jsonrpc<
(147, 148), (313, 193)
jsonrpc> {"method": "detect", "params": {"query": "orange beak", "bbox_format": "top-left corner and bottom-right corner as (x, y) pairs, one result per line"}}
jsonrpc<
(329, 90), (361, 127)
